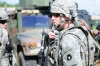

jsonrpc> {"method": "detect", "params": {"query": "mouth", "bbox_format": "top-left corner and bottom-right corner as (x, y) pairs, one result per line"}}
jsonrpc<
(52, 22), (56, 24)
(3, 25), (6, 28)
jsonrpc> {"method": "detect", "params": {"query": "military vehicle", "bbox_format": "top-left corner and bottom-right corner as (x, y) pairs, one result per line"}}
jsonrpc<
(8, 9), (50, 66)
(7, 0), (51, 66)
(7, 0), (92, 66)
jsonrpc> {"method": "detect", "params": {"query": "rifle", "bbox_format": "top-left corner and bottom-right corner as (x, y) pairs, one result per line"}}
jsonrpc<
(38, 31), (49, 66)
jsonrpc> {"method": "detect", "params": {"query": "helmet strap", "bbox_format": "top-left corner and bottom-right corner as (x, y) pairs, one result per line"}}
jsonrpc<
(56, 13), (63, 28)
(69, 10), (75, 24)
(71, 17), (75, 22)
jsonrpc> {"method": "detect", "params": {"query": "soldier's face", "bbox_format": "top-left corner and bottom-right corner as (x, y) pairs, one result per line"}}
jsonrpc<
(0, 20), (7, 29)
(1, 23), (7, 29)
(51, 13), (70, 28)
(51, 13), (60, 27)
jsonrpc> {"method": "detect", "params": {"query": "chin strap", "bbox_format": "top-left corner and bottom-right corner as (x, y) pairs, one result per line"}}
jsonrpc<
(56, 14), (63, 28)
(56, 14), (71, 28)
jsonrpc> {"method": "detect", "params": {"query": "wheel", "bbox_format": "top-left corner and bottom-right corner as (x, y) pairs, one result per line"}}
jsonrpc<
(18, 51), (37, 66)
(18, 51), (26, 66)
(25, 56), (37, 66)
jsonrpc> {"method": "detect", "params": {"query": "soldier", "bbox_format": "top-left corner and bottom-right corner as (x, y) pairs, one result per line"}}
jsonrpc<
(0, 8), (9, 65)
(93, 24), (100, 43)
(93, 24), (100, 66)
(47, 0), (95, 66)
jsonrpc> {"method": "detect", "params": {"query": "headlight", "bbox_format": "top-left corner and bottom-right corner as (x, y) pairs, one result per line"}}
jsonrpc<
(29, 42), (37, 49)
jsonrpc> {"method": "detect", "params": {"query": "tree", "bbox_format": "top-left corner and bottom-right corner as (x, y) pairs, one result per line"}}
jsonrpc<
(0, 1), (19, 7)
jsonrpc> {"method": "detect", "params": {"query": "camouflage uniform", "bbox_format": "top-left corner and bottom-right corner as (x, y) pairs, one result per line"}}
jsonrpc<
(60, 24), (95, 66)
(47, 0), (95, 66)
(48, 25), (95, 66)
(60, 24), (84, 66)
(0, 8), (9, 65)
(94, 24), (100, 66)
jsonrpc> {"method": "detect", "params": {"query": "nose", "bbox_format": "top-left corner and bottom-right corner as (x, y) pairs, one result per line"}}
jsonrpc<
(3, 23), (7, 28)
(4, 23), (7, 26)
(51, 16), (55, 20)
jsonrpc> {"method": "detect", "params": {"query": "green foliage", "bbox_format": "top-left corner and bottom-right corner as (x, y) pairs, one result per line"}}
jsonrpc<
(0, 1), (19, 7)
(92, 25), (96, 30)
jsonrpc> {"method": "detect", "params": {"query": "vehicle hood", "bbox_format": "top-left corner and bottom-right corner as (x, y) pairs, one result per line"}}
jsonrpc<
(17, 29), (48, 44)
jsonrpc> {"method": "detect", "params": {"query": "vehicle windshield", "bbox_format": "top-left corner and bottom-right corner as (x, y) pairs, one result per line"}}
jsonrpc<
(22, 15), (49, 29)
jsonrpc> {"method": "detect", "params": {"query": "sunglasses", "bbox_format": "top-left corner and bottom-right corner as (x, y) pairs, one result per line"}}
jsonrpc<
(0, 20), (8, 24)
(8, 14), (14, 17)
(52, 13), (65, 17)
(52, 13), (61, 17)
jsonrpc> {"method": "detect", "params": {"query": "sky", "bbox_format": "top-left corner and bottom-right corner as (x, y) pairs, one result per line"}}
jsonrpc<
(74, 0), (100, 15)
(1, 0), (19, 4)
(1, 0), (100, 15)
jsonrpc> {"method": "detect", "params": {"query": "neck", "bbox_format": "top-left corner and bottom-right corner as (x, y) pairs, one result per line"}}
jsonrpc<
(63, 22), (73, 29)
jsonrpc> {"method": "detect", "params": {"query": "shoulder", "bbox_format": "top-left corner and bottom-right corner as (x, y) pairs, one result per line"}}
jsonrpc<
(2, 28), (8, 36)
(66, 27), (86, 36)
(62, 27), (87, 41)
(61, 30), (80, 44)
(0, 25), (8, 36)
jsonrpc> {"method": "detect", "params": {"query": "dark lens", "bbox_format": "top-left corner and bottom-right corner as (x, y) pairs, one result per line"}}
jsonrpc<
(52, 13), (60, 17)
(0, 20), (7, 24)
(8, 14), (14, 17)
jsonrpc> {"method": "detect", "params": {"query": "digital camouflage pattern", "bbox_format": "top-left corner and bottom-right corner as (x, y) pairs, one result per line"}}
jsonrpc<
(48, 0), (95, 66)
(60, 24), (95, 66)
(0, 8), (8, 20)
(48, 24), (95, 66)
(0, 25), (9, 65)
(50, 0), (77, 20)
(0, 8), (9, 65)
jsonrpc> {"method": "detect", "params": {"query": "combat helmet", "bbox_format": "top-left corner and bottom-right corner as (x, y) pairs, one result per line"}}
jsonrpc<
(0, 8), (8, 21)
(50, 0), (78, 20)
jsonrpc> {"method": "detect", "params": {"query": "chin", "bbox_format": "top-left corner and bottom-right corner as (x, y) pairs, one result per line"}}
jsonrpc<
(3, 26), (6, 29)
(54, 25), (57, 27)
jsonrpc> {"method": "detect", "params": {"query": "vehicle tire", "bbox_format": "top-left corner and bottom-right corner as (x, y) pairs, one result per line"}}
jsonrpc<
(18, 51), (26, 66)
(18, 51), (37, 66)
(25, 56), (37, 66)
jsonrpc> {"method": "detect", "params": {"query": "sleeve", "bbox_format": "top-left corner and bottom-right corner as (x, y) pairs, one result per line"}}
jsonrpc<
(0, 25), (3, 42)
(61, 34), (83, 66)
(0, 28), (8, 61)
